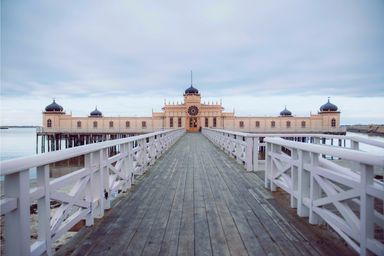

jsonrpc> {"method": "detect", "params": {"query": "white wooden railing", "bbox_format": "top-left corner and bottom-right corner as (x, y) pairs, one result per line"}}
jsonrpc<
(202, 128), (384, 172)
(202, 128), (384, 256)
(0, 128), (185, 256)
(264, 138), (384, 256)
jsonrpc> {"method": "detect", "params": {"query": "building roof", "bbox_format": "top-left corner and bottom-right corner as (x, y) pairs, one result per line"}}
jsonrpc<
(45, 99), (64, 112)
(89, 106), (103, 117)
(320, 98), (338, 112)
(280, 106), (292, 116)
(185, 85), (199, 94)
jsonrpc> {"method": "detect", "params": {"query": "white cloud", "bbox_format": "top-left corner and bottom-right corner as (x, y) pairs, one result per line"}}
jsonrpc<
(1, 0), (384, 125)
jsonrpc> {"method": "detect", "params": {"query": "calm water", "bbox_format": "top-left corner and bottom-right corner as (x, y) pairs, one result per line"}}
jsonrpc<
(0, 128), (37, 161)
(1, 128), (384, 161)
(1, 128), (384, 181)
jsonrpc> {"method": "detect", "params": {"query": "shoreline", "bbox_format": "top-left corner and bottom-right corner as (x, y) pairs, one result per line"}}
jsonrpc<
(345, 124), (384, 137)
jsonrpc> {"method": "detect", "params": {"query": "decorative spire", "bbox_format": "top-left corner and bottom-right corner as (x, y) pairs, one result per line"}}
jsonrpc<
(191, 70), (193, 86)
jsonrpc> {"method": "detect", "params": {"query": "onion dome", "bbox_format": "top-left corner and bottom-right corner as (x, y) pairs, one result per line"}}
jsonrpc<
(45, 99), (64, 112)
(89, 106), (103, 117)
(185, 85), (199, 94)
(320, 97), (338, 112)
(280, 106), (292, 116)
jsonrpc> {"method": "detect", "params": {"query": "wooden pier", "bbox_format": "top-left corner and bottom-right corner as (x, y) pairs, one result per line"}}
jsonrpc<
(56, 133), (354, 256)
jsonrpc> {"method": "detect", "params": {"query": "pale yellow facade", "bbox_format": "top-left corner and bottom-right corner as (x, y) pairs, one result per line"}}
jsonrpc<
(42, 87), (343, 134)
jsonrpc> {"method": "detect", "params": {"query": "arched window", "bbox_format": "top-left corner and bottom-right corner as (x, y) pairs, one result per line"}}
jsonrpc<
(178, 117), (182, 127)
(286, 121), (291, 128)
(331, 118), (336, 127)
(126, 121), (130, 128)
(301, 121), (306, 128)
(271, 121), (275, 128)
(170, 117), (174, 128)
(213, 117), (217, 127)
(109, 121), (114, 128)
(239, 121), (244, 128)
(255, 121), (260, 128)
(205, 117), (209, 127)
(77, 121), (82, 128)
(93, 121), (98, 128)
(47, 119), (52, 128)
(142, 121), (147, 128)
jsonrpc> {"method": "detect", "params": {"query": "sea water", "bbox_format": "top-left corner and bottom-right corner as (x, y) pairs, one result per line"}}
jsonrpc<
(0, 128), (383, 177)
(0, 127), (38, 180)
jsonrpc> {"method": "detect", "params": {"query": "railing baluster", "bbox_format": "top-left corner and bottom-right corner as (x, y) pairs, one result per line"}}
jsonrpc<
(37, 165), (51, 256)
(360, 164), (374, 256)
(4, 169), (30, 256)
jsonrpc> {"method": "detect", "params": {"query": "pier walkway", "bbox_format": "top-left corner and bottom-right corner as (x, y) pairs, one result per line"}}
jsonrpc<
(56, 133), (353, 256)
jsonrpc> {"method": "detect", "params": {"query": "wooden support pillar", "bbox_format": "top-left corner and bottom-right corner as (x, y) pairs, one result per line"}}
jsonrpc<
(36, 134), (39, 154)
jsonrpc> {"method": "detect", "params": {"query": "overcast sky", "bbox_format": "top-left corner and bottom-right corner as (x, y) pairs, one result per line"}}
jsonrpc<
(1, 0), (383, 125)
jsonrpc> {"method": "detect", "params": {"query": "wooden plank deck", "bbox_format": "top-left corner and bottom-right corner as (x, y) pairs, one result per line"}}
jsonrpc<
(56, 133), (355, 256)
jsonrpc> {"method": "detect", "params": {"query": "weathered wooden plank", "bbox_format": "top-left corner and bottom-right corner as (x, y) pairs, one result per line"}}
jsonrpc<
(158, 141), (190, 256)
(141, 157), (186, 256)
(177, 142), (195, 256)
(203, 153), (249, 255)
(56, 133), (354, 256)
(202, 146), (266, 256)
(69, 140), (184, 255)
(210, 148), (317, 256)
(198, 155), (231, 256)
(193, 151), (213, 256)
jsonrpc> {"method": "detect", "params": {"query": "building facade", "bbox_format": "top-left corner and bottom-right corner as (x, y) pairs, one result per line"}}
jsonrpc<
(42, 85), (344, 136)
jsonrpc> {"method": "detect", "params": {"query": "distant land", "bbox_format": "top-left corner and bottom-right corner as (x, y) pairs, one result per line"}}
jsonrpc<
(0, 126), (41, 129)
(344, 124), (384, 136)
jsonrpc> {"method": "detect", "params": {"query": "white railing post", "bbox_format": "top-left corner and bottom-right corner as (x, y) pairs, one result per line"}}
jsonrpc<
(85, 153), (94, 226)
(309, 152), (321, 224)
(245, 137), (253, 172)
(265, 142), (271, 189)
(360, 164), (374, 256)
(297, 150), (309, 217)
(148, 136), (156, 165)
(252, 137), (260, 171)
(120, 142), (131, 192)
(37, 165), (52, 256)
(4, 169), (30, 256)
(101, 148), (111, 210)
(269, 144), (280, 191)
(128, 141), (135, 185)
(290, 149), (298, 209)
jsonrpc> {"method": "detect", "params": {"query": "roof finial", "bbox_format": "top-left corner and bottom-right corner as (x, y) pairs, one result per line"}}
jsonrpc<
(53, 97), (56, 103)
(285, 105), (287, 109)
(191, 70), (193, 86)
(328, 97), (330, 102)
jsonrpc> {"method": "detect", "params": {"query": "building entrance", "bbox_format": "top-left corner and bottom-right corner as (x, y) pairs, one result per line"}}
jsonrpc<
(187, 117), (199, 132)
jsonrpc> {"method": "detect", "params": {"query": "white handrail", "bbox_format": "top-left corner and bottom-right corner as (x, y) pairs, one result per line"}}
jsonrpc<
(264, 138), (384, 256)
(210, 128), (384, 148)
(265, 137), (384, 166)
(202, 128), (384, 172)
(203, 127), (384, 255)
(1, 129), (181, 175)
(0, 128), (185, 256)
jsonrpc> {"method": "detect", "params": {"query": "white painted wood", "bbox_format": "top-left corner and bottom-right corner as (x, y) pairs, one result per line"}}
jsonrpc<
(4, 170), (30, 256)
(262, 137), (384, 256)
(203, 128), (384, 255)
(36, 165), (52, 256)
(0, 128), (185, 256)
